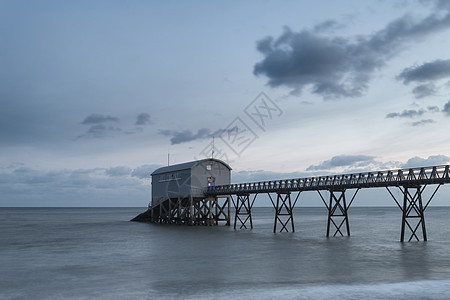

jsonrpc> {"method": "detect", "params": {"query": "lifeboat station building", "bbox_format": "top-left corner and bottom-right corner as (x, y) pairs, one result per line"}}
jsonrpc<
(150, 158), (232, 225)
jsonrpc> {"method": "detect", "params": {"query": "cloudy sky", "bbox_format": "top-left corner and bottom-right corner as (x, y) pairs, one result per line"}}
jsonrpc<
(2, 0), (450, 207)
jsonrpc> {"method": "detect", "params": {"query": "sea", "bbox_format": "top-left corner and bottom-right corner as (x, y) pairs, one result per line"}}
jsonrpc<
(2, 207), (450, 299)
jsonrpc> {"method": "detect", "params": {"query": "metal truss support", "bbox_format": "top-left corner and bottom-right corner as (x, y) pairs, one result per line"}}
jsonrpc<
(189, 196), (194, 226)
(326, 189), (350, 237)
(232, 194), (256, 229)
(387, 184), (441, 242)
(213, 196), (231, 226)
(269, 192), (300, 233)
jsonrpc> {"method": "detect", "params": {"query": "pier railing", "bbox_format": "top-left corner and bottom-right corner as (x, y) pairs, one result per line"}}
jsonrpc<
(205, 165), (450, 195)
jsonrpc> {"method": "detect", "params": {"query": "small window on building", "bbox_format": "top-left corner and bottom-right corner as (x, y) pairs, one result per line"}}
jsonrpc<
(206, 164), (212, 171)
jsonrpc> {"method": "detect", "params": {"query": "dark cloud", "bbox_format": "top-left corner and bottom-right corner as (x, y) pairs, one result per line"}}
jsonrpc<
(136, 113), (151, 125)
(397, 59), (450, 84)
(443, 100), (450, 116)
(397, 59), (450, 98)
(82, 114), (119, 125)
(412, 83), (437, 98)
(386, 109), (426, 118)
(403, 155), (450, 168)
(412, 119), (435, 126)
(254, 6), (450, 99)
(306, 155), (376, 171)
(159, 128), (221, 145)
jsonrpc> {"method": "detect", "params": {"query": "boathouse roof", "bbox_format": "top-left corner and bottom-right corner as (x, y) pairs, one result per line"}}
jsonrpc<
(151, 158), (232, 176)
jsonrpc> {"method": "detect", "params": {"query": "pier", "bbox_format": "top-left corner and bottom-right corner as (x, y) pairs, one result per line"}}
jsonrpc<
(136, 159), (450, 242)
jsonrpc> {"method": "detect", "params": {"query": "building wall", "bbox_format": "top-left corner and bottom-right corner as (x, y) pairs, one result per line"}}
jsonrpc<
(191, 160), (231, 197)
(151, 168), (192, 207)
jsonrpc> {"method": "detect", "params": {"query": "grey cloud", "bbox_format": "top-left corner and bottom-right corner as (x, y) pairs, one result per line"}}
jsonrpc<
(386, 109), (426, 118)
(10, 167), (60, 184)
(435, 0), (450, 10)
(4, 167), (104, 187)
(397, 59), (450, 84)
(136, 113), (151, 125)
(78, 124), (122, 139)
(443, 100), (450, 115)
(131, 164), (160, 179)
(105, 166), (132, 177)
(403, 155), (450, 168)
(254, 6), (450, 99)
(232, 170), (307, 184)
(412, 119), (435, 126)
(235, 154), (449, 184)
(77, 112), (150, 139)
(305, 153), (449, 173)
(306, 155), (376, 171)
(77, 113), (123, 139)
(88, 124), (120, 134)
(0, 165), (151, 206)
(428, 105), (440, 112)
(412, 83), (437, 98)
(159, 128), (221, 145)
(124, 127), (143, 135)
(313, 20), (343, 33)
(82, 114), (119, 124)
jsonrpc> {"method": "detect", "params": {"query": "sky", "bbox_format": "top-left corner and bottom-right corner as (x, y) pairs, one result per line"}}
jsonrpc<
(1, 0), (450, 207)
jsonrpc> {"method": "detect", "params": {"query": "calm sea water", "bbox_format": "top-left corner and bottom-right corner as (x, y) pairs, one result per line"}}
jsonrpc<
(2, 207), (450, 299)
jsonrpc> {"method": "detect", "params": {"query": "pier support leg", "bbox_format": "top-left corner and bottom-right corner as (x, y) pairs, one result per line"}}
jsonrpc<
(177, 198), (181, 224)
(150, 206), (154, 222)
(228, 196), (231, 226)
(207, 197), (214, 226)
(160, 201), (170, 223)
(177, 197), (190, 225)
(326, 190), (350, 237)
(168, 198), (174, 224)
(189, 196), (193, 226)
(387, 185), (440, 242)
(272, 192), (297, 233)
(400, 186), (427, 242)
(232, 194), (254, 229)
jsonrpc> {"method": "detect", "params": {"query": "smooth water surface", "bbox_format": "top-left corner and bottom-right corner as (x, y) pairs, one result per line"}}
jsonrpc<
(2, 207), (450, 299)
